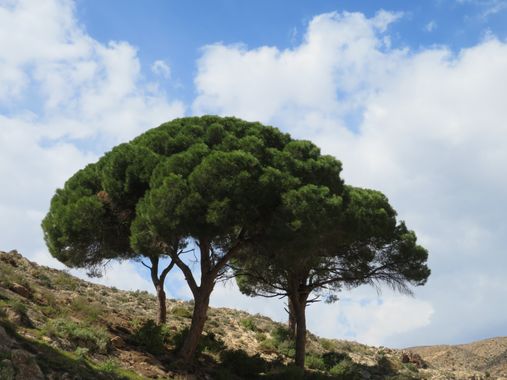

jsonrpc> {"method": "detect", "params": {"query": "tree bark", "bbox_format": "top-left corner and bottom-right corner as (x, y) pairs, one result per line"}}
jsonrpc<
(178, 283), (214, 362)
(292, 293), (309, 369)
(155, 284), (167, 325)
(148, 256), (174, 325)
(288, 298), (296, 339)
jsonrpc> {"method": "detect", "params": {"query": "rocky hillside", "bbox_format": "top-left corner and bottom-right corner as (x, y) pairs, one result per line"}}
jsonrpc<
(0, 250), (503, 379)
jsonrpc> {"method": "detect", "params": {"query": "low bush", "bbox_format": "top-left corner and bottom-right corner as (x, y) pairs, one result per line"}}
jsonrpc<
(240, 317), (257, 331)
(132, 319), (166, 355)
(220, 349), (268, 379)
(70, 296), (104, 323)
(322, 352), (349, 370)
(42, 318), (109, 354)
(97, 358), (120, 373)
(265, 365), (304, 380)
(329, 359), (362, 380)
(305, 354), (326, 371)
(171, 305), (192, 318)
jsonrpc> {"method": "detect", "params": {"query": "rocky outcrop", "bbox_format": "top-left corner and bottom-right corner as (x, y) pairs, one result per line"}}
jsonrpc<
(401, 351), (427, 368)
(0, 326), (45, 380)
(11, 349), (45, 380)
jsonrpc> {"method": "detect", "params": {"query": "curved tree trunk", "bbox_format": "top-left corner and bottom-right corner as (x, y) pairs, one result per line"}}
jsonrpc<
(178, 283), (213, 362)
(148, 256), (175, 325)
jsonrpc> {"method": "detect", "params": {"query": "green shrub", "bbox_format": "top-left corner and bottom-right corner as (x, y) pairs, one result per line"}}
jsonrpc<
(259, 338), (277, 353)
(97, 358), (120, 373)
(42, 318), (109, 354)
(240, 317), (257, 331)
(320, 339), (336, 352)
(8, 299), (27, 315)
(171, 305), (192, 318)
(70, 296), (104, 322)
(53, 273), (78, 291)
(35, 272), (53, 288)
(133, 319), (166, 355)
(305, 354), (326, 371)
(404, 363), (419, 373)
(74, 347), (89, 360)
(200, 332), (225, 354)
(220, 349), (268, 379)
(272, 326), (291, 344)
(322, 352), (349, 370)
(329, 359), (362, 380)
(265, 365), (304, 380)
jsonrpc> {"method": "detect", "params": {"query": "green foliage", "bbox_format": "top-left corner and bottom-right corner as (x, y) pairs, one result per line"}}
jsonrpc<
(70, 296), (104, 323)
(74, 347), (89, 360)
(34, 271), (53, 288)
(259, 337), (277, 353)
(220, 349), (268, 379)
(42, 318), (109, 354)
(132, 319), (166, 355)
(404, 363), (419, 373)
(171, 305), (192, 318)
(265, 365), (305, 380)
(53, 273), (79, 291)
(8, 299), (27, 315)
(272, 326), (291, 343)
(240, 317), (257, 331)
(0, 358), (15, 380)
(329, 359), (362, 379)
(96, 358), (120, 373)
(305, 354), (326, 370)
(322, 352), (349, 370)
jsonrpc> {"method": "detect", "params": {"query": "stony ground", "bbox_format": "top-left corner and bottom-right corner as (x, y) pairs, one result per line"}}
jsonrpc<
(0, 250), (503, 379)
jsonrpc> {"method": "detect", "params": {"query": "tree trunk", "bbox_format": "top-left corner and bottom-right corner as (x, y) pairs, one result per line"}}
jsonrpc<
(293, 294), (308, 369)
(148, 256), (174, 325)
(288, 298), (296, 339)
(178, 283), (214, 362)
(156, 284), (167, 325)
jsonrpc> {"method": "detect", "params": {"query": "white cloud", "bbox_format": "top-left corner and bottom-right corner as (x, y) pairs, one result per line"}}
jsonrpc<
(151, 60), (171, 79)
(0, 0), (184, 289)
(192, 10), (507, 347)
(425, 20), (437, 32)
(193, 10), (405, 134)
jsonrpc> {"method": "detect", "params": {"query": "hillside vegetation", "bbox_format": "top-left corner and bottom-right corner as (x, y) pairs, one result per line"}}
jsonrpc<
(0, 250), (502, 379)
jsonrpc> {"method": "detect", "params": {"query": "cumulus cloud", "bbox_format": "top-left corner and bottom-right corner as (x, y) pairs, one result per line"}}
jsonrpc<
(193, 10), (507, 347)
(0, 0), (184, 289)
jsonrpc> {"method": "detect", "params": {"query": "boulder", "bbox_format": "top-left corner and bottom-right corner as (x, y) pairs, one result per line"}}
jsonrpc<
(9, 283), (32, 299)
(111, 335), (126, 349)
(401, 351), (427, 368)
(11, 349), (45, 380)
(0, 326), (14, 349)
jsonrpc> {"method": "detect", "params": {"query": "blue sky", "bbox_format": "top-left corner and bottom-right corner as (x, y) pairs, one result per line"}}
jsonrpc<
(1, 0), (507, 348)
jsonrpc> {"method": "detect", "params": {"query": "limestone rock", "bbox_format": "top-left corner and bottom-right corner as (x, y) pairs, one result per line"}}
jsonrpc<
(111, 335), (125, 349)
(9, 283), (32, 299)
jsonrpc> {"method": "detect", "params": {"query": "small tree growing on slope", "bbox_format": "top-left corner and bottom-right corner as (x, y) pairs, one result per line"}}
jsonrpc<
(42, 142), (186, 325)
